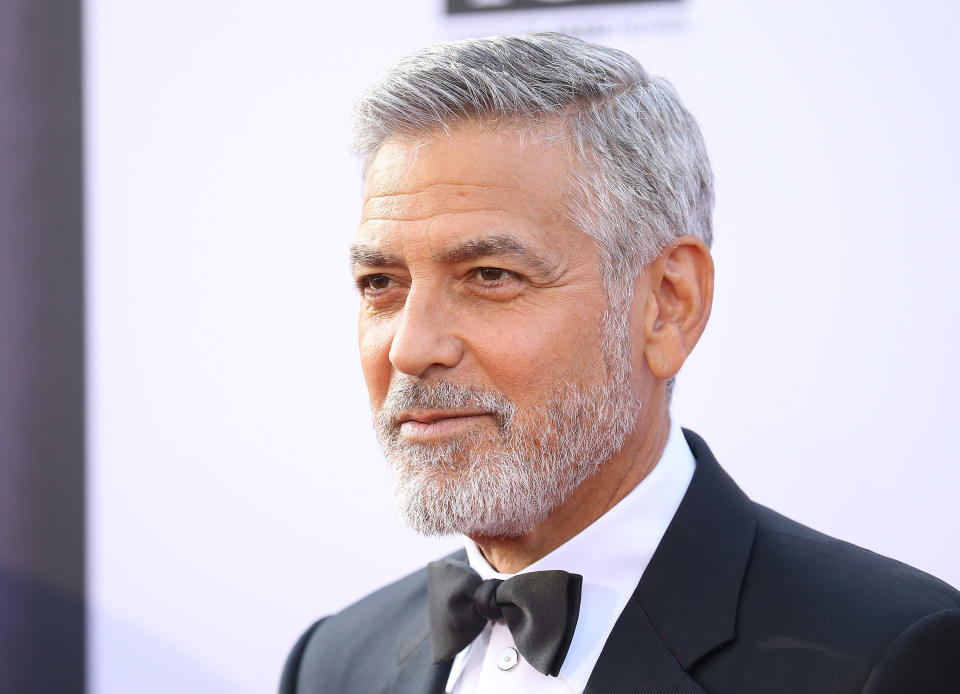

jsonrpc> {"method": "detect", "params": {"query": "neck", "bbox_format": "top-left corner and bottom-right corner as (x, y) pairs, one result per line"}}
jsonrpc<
(470, 404), (671, 574)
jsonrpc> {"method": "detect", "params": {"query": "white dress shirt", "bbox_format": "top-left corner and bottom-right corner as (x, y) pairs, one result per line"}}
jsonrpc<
(445, 418), (696, 694)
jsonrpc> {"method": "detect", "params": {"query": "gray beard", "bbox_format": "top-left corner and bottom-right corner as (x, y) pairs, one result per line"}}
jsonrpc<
(374, 353), (640, 538)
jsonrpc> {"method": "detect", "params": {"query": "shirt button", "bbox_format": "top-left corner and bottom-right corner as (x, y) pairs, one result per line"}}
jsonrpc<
(497, 647), (519, 671)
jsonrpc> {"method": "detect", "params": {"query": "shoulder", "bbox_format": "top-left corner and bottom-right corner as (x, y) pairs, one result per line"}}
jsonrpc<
(704, 503), (960, 691)
(278, 558), (448, 694)
(313, 561), (432, 645)
(860, 606), (960, 693)
(750, 504), (960, 620)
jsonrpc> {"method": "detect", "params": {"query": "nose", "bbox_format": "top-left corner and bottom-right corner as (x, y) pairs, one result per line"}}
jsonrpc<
(388, 289), (463, 377)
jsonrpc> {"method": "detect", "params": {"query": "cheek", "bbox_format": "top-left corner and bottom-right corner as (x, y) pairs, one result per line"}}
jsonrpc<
(358, 319), (394, 404)
(468, 309), (605, 393)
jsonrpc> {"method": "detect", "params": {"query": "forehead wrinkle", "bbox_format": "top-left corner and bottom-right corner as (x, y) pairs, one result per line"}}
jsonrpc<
(361, 181), (555, 224)
(364, 181), (524, 199)
(360, 208), (536, 225)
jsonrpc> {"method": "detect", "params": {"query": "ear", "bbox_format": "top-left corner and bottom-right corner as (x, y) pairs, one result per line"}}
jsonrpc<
(639, 235), (714, 380)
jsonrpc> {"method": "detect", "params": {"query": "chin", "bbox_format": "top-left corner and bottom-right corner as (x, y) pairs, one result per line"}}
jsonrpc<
(393, 482), (550, 538)
(387, 444), (580, 539)
(378, 376), (641, 538)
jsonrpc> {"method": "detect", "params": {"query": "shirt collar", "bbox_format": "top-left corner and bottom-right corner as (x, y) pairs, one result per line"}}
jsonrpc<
(446, 418), (696, 692)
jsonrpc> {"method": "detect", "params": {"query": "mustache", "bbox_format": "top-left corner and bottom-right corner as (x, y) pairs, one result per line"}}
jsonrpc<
(376, 378), (516, 433)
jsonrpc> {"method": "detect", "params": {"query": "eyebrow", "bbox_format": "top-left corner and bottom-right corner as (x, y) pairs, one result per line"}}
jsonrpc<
(441, 234), (555, 276)
(349, 245), (402, 271)
(349, 233), (556, 277)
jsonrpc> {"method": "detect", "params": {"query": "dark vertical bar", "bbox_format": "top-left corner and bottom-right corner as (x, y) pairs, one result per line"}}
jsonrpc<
(0, 1), (86, 692)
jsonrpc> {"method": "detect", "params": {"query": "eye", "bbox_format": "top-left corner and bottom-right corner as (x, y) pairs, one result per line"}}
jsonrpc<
(475, 267), (514, 283)
(465, 267), (524, 299)
(358, 273), (393, 294)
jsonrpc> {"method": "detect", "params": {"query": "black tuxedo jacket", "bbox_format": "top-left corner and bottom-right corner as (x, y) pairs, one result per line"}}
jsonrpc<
(280, 431), (960, 693)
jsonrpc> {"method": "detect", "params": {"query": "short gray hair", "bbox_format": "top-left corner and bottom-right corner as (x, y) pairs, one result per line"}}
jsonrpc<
(352, 33), (714, 399)
(352, 32), (714, 290)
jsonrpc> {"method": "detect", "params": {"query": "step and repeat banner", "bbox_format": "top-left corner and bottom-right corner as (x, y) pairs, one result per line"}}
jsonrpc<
(84, 1), (960, 692)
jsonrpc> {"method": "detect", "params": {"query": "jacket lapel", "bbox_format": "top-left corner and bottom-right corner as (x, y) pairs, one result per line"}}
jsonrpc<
(584, 595), (708, 694)
(388, 607), (451, 694)
(387, 549), (466, 694)
(585, 429), (757, 693)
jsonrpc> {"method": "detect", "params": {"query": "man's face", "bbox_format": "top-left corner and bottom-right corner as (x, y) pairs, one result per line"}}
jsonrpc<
(352, 125), (640, 538)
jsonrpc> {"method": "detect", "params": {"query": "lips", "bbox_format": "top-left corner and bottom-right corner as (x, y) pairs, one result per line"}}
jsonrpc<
(398, 410), (486, 425)
(396, 411), (490, 440)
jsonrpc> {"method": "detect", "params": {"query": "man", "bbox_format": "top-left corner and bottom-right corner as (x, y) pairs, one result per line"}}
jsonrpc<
(281, 33), (959, 693)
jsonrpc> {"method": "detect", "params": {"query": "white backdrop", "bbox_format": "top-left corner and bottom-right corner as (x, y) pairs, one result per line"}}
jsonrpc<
(85, 1), (960, 692)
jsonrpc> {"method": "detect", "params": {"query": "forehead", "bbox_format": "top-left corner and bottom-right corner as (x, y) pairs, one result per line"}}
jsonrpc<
(357, 125), (578, 253)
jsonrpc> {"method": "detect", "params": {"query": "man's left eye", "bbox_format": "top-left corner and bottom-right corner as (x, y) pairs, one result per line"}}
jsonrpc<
(475, 267), (512, 282)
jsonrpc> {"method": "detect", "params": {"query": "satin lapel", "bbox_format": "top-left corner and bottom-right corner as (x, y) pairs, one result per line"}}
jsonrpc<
(387, 586), (453, 694)
(584, 595), (707, 694)
(586, 430), (757, 691)
(638, 429), (757, 668)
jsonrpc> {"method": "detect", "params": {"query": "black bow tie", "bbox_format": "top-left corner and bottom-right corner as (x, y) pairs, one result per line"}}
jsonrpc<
(426, 557), (582, 677)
